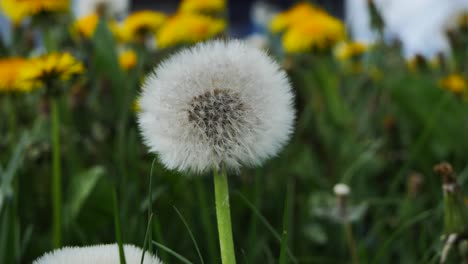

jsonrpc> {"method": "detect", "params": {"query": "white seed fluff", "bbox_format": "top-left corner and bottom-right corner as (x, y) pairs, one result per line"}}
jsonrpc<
(33, 244), (162, 264)
(333, 183), (351, 196)
(75, 0), (129, 18)
(138, 40), (295, 173)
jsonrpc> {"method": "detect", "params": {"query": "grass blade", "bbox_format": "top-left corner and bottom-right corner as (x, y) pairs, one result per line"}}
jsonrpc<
(112, 188), (126, 264)
(279, 180), (294, 264)
(372, 209), (434, 263)
(235, 191), (298, 263)
(140, 213), (153, 264)
(148, 158), (157, 254)
(173, 206), (205, 264)
(152, 241), (193, 264)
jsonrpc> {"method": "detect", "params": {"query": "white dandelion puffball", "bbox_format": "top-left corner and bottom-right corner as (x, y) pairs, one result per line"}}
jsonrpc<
(333, 183), (350, 196)
(75, 0), (129, 18)
(33, 244), (162, 264)
(138, 40), (295, 173)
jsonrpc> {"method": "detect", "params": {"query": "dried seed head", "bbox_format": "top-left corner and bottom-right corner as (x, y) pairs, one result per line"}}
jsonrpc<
(188, 89), (249, 151)
(138, 40), (295, 173)
(334, 183), (350, 196)
(434, 161), (456, 185)
(33, 244), (162, 264)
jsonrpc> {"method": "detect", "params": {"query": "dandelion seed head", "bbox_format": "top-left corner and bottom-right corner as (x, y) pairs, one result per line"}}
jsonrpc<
(33, 244), (162, 264)
(334, 183), (350, 196)
(138, 40), (295, 174)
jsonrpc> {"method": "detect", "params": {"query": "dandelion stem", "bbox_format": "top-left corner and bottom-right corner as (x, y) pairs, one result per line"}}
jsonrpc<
(344, 222), (359, 264)
(213, 166), (236, 264)
(112, 188), (126, 264)
(6, 95), (17, 139)
(51, 98), (62, 248)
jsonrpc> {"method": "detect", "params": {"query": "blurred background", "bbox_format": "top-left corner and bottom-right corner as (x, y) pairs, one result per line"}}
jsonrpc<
(0, 1), (345, 39)
(1, 0), (468, 263)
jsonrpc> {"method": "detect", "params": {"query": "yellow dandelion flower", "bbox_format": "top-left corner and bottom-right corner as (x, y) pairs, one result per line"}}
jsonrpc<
(72, 13), (99, 39)
(0, 58), (28, 93)
(19, 53), (84, 92)
(406, 55), (440, 72)
(132, 97), (141, 113)
(439, 74), (466, 94)
(156, 13), (225, 48)
(270, 2), (325, 33)
(119, 11), (166, 42)
(0, 0), (69, 24)
(282, 15), (346, 53)
(119, 50), (137, 70)
(179, 0), (225, 14)
(71, 13), (119, 39)
(335, 42), (368, 60)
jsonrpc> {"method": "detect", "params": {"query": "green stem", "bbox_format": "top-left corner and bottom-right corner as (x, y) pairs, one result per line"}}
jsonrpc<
(6, 95), (17, 138)
(213, 166), (236, 264)
(344, 223), (359, 264)
(51, 98), (62, 248)
(112, 188), (126, 264)
(196, 180), (217, 264)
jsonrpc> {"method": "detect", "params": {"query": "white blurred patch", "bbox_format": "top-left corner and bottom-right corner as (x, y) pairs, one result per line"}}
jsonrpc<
(346, 0), (378, 44)
(346, 0), (468, 58)
(250, 1), (279, 32)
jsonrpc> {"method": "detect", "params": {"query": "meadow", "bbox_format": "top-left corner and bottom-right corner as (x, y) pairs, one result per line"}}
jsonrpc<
(1, 0), (468, 263)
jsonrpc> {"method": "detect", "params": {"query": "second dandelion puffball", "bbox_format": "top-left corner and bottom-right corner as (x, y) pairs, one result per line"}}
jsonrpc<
(138, 40), (295, 173)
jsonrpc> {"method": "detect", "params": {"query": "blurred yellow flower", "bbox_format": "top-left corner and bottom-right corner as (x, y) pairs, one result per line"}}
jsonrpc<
(407, 55), (439, 71)
(270, 2), (324, 33)
(119, 11), (166, 42)
(179, 0), (225, 14)
(19, 53), (84, 91)
(72, 13), (99, 38)
(119, 50), (137, 70)
(0, 0), (69, 24)
(72, 13), (119, 39)
(439, 74), (466, 94)
(282, 15), (346, 53)
(133, 98), (141, 112)
(335, 42), (368, 60)
(0, 58), (28, 92)
(156, 13), (225, 48)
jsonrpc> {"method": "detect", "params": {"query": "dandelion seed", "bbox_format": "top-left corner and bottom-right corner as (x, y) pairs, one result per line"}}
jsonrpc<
(33, 244), (162, 264)
(138, 40), (295, 173)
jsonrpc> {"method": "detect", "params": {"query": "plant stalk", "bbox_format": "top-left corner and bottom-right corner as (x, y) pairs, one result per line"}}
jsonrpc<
(344, 223), (359, 264)
(112, 188), (126, 264)
(51, 98), (62, 248)
(213, 166), (236, 264)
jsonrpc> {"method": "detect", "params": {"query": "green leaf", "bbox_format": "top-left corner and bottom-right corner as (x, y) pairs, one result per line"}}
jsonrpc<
(92, 18), (126, 91)
(152, 241), (193, 264)
(63, 166), (105, 227)
(0, 134), (29, 213)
